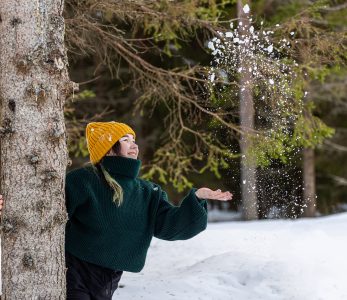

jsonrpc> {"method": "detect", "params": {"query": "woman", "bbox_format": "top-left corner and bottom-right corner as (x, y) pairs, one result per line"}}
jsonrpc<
(0, 121), (232, 299)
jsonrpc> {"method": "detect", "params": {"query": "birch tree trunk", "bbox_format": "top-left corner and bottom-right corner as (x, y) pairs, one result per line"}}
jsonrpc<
(0, 0), (74, 298)
(237, 0), (258, 220)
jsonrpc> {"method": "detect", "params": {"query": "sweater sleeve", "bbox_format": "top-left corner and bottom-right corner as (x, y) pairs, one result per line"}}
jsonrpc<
(65, 170), (88, 219)
(153, 186), (208, 241)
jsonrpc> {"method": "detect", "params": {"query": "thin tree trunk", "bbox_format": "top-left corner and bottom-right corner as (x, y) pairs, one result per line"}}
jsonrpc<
(302, 147), (316, 217)
(0, 0), (74, 298)
(237, 0), (258, 220)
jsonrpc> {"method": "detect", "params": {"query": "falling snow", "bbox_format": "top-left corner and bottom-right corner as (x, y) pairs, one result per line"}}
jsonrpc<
(205, 4), (306, 217)
(267, 45), (273, 53)
(243, 4), (250, 14)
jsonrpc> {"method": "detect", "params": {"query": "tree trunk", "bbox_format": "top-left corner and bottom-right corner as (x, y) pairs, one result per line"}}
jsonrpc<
(302, 147), (316, 217)
(0, 0), (73, 298)
(237, 0), (258, 220)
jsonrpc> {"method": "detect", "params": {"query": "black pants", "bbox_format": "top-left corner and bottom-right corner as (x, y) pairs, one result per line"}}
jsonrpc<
(66, 251), (123, 299)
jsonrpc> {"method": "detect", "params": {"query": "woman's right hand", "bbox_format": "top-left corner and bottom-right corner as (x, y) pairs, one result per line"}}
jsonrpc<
(195, 188), (232, 201)
(0, 194), (3, 216)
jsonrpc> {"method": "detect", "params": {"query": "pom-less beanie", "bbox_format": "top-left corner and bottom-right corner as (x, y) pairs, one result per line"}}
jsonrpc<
(85, 121), (136, 164)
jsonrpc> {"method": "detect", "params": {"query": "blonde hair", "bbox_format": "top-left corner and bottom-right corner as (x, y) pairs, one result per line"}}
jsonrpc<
(83, 161), (124, 207)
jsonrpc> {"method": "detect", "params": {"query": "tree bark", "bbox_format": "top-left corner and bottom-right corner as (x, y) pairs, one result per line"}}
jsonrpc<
(302, 147), (316, 217)
(0, 0), (73, 298)
(237, 0), (258, 220)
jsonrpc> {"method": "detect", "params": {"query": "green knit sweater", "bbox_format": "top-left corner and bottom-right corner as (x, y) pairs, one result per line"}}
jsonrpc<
(65, 155), (208, 272)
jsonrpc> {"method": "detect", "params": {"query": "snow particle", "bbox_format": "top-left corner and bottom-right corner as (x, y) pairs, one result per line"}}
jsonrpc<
(243, 4), (250, 14)
(207, 41), (215, 51)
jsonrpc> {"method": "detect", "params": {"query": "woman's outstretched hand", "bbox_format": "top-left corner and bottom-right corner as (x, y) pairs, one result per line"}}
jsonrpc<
(195, 188), (232, 201)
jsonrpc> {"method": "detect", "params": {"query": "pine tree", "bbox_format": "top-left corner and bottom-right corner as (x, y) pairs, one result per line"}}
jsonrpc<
(0, 0), (74, 297)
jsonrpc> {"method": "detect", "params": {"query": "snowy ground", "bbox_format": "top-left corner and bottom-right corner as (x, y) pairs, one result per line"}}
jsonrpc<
(114, 213), (347, 300)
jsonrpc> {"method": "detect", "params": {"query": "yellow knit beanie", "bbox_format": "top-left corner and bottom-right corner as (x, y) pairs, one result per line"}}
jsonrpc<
(85, 121), (136, 164)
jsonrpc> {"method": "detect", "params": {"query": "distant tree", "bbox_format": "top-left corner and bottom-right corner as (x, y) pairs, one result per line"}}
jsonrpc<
(237, 0), (258, 220)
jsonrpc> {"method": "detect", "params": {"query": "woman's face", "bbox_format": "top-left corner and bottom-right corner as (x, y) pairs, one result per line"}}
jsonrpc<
(107, 134), (139, 159)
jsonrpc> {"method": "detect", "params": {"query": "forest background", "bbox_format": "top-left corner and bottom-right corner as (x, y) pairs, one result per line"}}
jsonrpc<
(65, 0), (347, 219)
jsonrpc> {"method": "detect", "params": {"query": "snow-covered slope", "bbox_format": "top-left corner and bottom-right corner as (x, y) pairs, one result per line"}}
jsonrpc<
(114, 213), (347, 300)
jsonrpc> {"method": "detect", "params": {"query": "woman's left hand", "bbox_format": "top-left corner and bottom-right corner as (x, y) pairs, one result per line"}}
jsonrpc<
(195, 188), (233, 201)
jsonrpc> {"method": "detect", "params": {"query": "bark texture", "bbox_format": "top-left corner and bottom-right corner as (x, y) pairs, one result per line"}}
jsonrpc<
(237, 0), (258, 220)
(0, 0), (73, 298)
(302, 147), (316, 217)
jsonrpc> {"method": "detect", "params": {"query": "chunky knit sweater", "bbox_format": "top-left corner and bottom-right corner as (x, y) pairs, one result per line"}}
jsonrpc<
(65, 155), (208, 272)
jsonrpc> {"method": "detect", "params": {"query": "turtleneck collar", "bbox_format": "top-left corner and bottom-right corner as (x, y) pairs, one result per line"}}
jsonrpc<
(99, 156), (141, 179)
